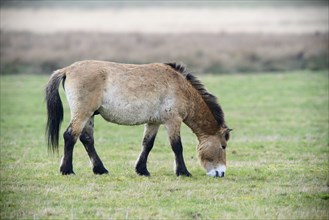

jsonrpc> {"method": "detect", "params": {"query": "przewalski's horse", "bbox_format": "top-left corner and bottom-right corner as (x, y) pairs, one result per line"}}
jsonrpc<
(45, 60), (231, 177)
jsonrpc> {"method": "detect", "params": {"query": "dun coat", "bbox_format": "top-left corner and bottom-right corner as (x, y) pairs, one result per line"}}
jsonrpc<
(45, 60), (231, 177)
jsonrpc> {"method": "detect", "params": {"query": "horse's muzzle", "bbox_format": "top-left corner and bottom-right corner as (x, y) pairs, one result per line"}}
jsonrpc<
(215, 170), (225, 177)
(207, 165), (226, 178)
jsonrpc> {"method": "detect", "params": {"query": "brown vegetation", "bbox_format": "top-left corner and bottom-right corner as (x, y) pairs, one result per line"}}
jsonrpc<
(1, 31), (328, 74)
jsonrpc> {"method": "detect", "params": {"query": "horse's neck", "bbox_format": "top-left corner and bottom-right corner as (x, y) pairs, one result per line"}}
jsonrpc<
(184, 97), (218, 140)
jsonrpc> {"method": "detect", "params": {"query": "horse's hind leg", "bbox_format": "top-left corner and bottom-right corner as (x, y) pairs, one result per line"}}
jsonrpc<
(135, 124), (160, 176)
(60, 126), (77, 175)
(79, 116), (108, 175)
(60, 118), (87, 175)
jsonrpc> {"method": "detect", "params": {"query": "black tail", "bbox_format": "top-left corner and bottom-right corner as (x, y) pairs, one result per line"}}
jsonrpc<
(45, 69), (65, 153)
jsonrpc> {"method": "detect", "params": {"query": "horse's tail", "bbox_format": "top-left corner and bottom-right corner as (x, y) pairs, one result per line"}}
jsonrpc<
(45, 69), (66, 153)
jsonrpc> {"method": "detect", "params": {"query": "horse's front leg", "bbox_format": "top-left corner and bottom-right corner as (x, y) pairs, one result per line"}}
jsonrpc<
(135, 123), (160, 176)
(165, 119), (192, 177)
(79, 116), (108, 175)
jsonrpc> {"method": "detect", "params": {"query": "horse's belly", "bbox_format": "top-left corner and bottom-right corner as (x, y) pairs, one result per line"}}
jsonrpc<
(99, 103), (161, 125)
(99, 89), (174, 125)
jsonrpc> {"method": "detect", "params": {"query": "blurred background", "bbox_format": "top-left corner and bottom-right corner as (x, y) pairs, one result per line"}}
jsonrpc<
(0, 0), (328, 74)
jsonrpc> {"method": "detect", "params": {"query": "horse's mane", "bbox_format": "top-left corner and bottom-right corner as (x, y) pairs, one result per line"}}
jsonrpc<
(166, 63), (225, 127)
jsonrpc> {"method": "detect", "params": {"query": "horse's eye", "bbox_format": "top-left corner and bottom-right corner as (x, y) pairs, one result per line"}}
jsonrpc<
(225, 133), (230, 141)
(222, 145), (226, 150)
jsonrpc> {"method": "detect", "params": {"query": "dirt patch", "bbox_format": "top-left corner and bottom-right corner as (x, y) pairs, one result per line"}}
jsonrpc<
(1, 32), (327, 74)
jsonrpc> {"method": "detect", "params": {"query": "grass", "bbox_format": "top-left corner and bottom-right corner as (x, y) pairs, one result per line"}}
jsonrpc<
(0, 71), (328, 219)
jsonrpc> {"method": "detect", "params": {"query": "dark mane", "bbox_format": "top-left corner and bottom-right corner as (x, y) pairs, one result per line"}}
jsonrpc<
(166, 63), (225, 127)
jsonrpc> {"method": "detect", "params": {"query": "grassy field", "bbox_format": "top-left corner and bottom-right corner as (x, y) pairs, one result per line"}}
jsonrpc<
(0, 71), (328, 219)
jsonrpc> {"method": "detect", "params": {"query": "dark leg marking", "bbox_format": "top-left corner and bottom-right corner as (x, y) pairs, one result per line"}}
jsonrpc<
(80, 119), (108, 175)
(60, 128), (77, 175)
(171, 137), (192, 177)
(135, 134), (156, 176)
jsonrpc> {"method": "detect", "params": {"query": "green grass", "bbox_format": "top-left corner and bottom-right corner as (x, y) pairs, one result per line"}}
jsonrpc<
(1, 71), (328, 219)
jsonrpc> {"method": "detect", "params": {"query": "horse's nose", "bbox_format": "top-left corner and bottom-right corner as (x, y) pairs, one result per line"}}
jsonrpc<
(215, 171), (225, 177)
(207, 166), (226, 177)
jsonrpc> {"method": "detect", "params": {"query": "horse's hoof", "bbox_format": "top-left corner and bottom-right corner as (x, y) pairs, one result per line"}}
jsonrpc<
(93, 165), (109, 175)
(60, 165), (75, 175)
(60, 170), (75, 175)
(176, 170), (192, 177)
(135, 166), (150, 176)
(136, 171), (151, 177)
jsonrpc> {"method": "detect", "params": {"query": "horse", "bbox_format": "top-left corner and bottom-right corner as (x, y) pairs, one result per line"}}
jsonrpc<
(45, 60), (232, 177)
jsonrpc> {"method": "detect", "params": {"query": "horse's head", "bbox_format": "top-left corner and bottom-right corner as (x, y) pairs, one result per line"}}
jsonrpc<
(197, 127), (232, 177)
